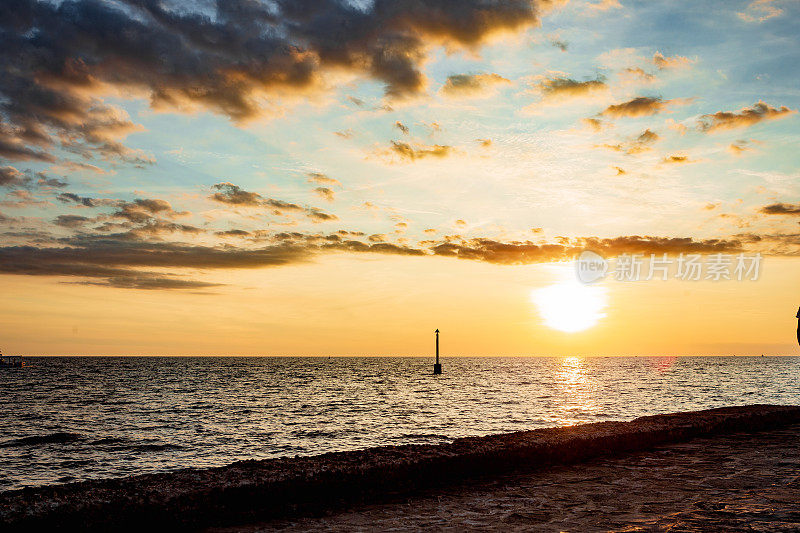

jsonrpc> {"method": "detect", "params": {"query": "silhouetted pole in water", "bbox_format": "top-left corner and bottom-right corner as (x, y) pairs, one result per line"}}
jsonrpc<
(796, 307), (800, 347)
(433, 328), (442, 374)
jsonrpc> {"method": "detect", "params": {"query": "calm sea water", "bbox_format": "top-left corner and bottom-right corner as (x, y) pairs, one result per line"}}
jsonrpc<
(1, 356), (799, 492)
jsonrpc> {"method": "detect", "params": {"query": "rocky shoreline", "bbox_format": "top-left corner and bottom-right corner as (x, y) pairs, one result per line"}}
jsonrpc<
(2, 404), (799, 531)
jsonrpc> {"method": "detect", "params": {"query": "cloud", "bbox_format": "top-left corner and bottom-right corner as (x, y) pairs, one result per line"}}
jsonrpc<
(597, 128), (660, 155)
(549, 38), (568, 52)
(698, 101), (795, 132)
(601, 96), (680, 118)
(54, 214), (91, 228)
(662, 154), (693, 164)
(210, 182), (337, 222)
(395, 121), (410, 135)
(430, 235), (741, 264)
(385, 141), (454, 162)
(210, 183), (263, 207)
(0, 238), (314, 290)
(0, 166), (29, 188)
(0, 227), (774, 290)
(621, 67), (656, 84)
(0, 0), (553, 164)
(57, 192), (103, 208)
(314, 187), (335, 202)
(652, 52), (694, 70)
(738, 0), (784, 22)
(586, 0), (623, 12)
(536, 76), (607, 100)
(728, 139), (760, 156)
(215, 229), (251, 237)
(582, 117), (609, 132)
(439, 73), (511, 98)
(0, 130), (58, 163)
(760, 203), (800, 215)
(307, 172), (342, 187)
(113, 199), (187, 223)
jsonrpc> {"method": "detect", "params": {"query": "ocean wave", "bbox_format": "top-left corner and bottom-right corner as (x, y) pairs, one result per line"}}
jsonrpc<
(0, 432), (83, 447)
(128, 443), (184, 452)
(90, 437), (127, 446)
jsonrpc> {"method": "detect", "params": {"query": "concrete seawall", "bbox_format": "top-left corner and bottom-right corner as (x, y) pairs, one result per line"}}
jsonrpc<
(2, 404), (799, 531)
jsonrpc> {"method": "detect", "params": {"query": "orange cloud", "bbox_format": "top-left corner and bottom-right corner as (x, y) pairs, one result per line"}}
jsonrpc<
(699, 101), (795, 132)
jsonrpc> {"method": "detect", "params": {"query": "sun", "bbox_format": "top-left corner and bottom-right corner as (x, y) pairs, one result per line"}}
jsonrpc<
(531, 281), (608, 333)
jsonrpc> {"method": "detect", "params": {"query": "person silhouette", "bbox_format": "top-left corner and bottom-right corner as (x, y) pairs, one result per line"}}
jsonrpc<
(796, 307), (800, 347)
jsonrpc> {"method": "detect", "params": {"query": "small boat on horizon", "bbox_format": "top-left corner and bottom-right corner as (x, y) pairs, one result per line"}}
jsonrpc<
(0, 350), (24, 368)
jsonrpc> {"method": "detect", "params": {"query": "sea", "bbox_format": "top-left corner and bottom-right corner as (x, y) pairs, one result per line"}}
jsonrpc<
(1, 356), (799, 492)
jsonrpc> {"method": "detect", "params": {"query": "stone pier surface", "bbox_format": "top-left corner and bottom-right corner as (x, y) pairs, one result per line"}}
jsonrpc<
(2, 405), (799, 531)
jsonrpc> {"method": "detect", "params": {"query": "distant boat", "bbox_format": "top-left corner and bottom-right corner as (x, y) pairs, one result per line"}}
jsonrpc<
(0, 350), (24, 368)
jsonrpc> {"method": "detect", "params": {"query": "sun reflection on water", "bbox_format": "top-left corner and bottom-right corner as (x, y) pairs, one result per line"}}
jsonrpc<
(554, 356), (597, 426)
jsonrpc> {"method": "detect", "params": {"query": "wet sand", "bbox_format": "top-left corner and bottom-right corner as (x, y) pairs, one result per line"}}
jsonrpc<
(2, 405), (799, 531)
(234, 424), (800, 532)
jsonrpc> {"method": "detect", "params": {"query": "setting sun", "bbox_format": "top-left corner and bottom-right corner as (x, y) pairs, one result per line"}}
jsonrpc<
(532, 281), (608, 333)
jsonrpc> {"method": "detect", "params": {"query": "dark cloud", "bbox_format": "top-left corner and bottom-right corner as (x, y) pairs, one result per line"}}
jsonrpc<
(0, 0), (551, 163)
(431, 235), (742, 264)
(0, 228), (762, 290)
(75, 277), (220, 291)
(760, 203), (800, 215)
(0, 137), (57, 163)
(57, 192), (100, 208)
(395, 121), (410, 135)
(54, 214), (91, 228)
(699, 101), (795, 132)
(215, 229), (251, 237)
(537, 76), (606, 99)
(210, 182), (337, 222)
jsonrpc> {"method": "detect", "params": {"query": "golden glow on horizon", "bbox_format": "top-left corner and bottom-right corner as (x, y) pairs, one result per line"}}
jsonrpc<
(531, 281), (608, 333)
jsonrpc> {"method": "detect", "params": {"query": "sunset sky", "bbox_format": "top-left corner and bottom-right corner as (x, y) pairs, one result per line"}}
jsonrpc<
(1, 0), (799, 355)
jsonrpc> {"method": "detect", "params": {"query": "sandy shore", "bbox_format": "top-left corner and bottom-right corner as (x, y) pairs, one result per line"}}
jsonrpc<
(2, 405), (799, 531)
(233, 423), (800, 532)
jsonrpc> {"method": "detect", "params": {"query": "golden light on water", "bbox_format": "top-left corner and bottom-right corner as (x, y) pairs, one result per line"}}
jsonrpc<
(532, 281), (608, 333)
